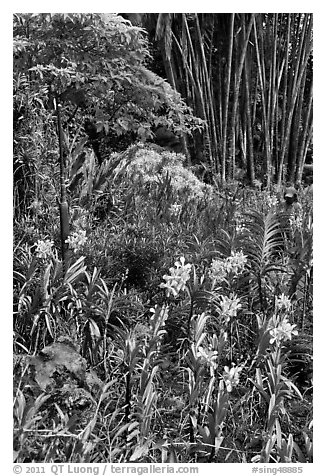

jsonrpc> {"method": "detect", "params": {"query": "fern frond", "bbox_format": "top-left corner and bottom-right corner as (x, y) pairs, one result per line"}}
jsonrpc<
(239, 210), (287, 275)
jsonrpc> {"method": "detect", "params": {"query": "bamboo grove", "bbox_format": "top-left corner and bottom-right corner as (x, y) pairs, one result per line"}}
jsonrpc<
(134, 13), (313, 187)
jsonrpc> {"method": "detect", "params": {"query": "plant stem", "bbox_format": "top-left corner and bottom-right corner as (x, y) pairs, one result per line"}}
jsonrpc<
(55, 95), (70, 274)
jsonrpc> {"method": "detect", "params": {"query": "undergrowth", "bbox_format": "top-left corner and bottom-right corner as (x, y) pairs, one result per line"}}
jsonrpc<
(13, 145), (313, 463)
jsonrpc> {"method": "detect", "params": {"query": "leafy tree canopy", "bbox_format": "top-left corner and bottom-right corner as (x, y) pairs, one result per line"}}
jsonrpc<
(13, 13), (203, 141)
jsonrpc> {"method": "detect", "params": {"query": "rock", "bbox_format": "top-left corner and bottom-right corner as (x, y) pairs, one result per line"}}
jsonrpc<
(14, 339), (104, 431)
(29, 341), (89, 392)
(16, 339), (103, 398)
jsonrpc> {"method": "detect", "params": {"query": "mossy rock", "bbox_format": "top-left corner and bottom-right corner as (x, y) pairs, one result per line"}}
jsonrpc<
(27, 338), (102, 395)
(14, 338), (103, 436)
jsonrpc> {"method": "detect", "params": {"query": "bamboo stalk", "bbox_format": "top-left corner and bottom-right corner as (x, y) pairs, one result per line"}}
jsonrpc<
(253, 15), (273, 188)
(289, 68), (307, 183)
(276, 14), (312, 186)
(280, 13), (291, 170)
(184, 17), (213, 166)
(229, 14), (255, 181)
(253, 17), (267, 183)
(274, 55), (285, 180)
(269, 14), (278, 185)
(221, 13), (234, 183)
(156, 14), (192, 164)
(243, 52), (255, 184)
(173, 18), (213, 165)
(295, 80), (313, 184)
(194, 15), (220, 171)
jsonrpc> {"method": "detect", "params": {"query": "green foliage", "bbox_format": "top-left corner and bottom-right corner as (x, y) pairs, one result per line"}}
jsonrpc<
(13, 161), (313, 462)
(13, 13), (312, 465)
(13, 13), (202, 143)
(115, 144), (213, 200)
